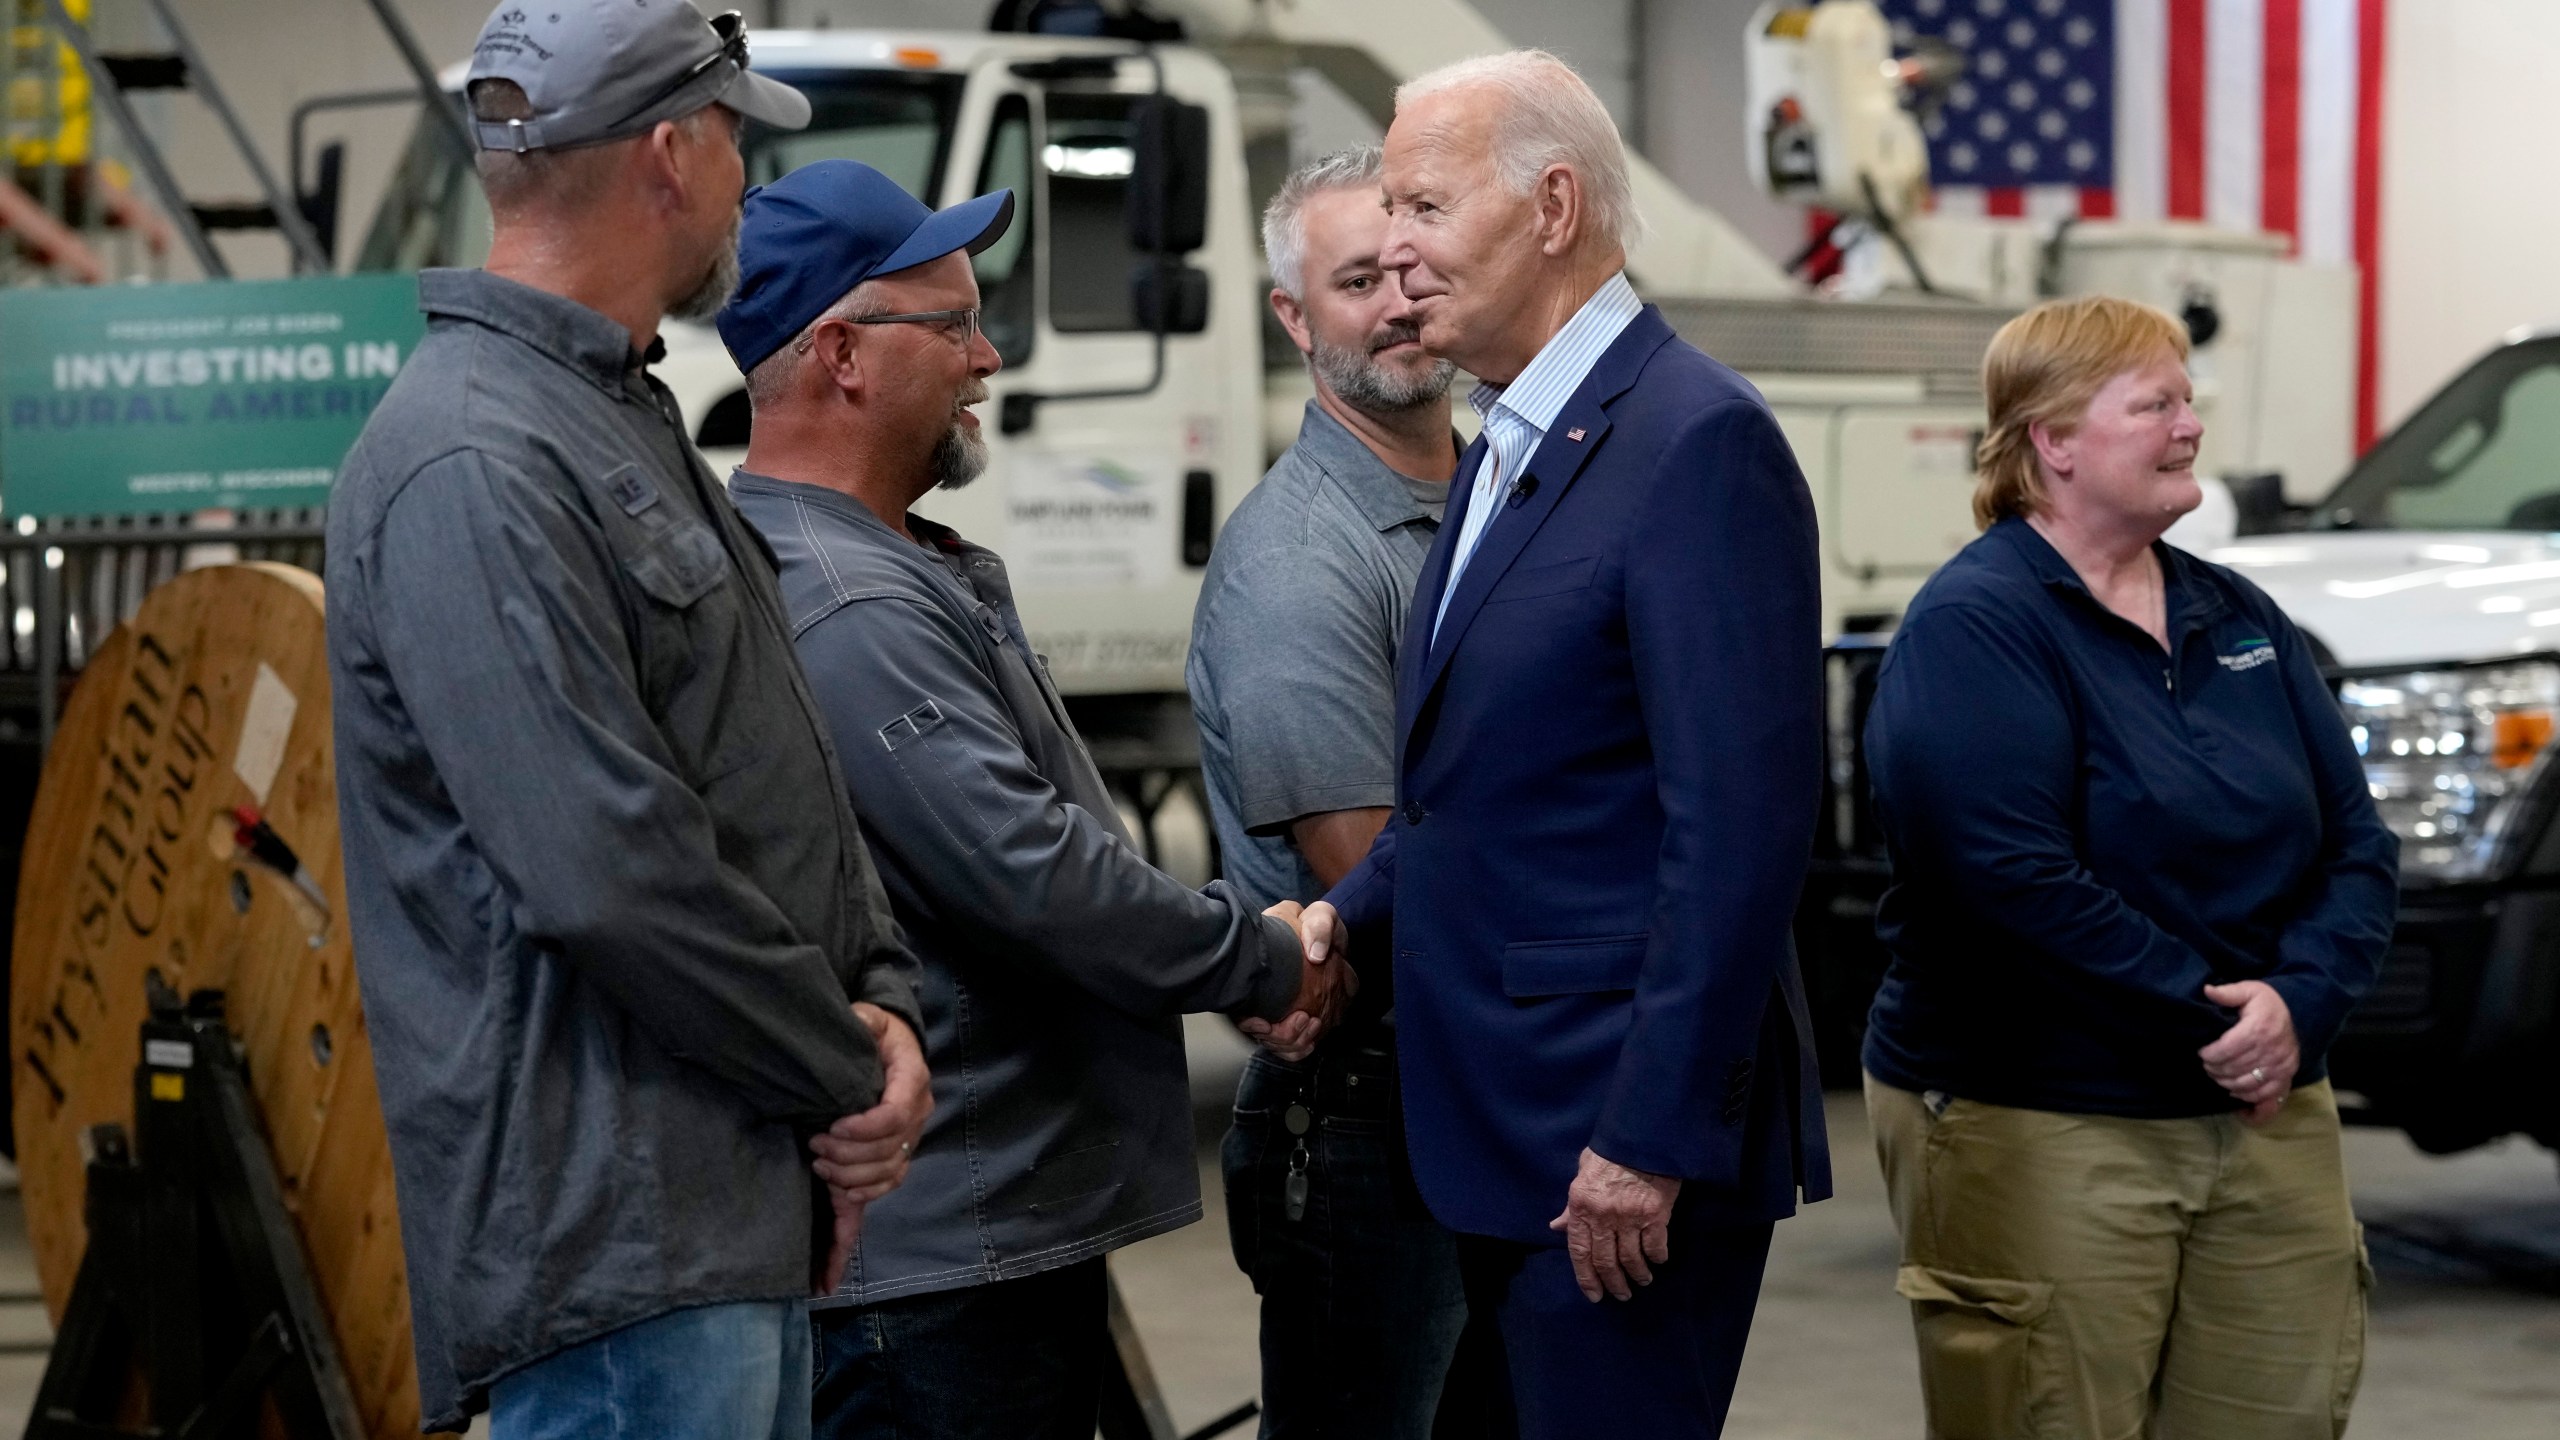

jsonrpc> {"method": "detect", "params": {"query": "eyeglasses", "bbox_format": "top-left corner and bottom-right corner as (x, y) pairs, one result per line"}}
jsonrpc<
(614, 10), (747, 131)
(853, 309), (982, 346)
(796, 309), (982, 353)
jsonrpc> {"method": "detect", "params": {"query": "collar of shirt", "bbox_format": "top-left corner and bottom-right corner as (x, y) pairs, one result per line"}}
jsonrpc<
(1291, 399), (1449, 534)
(730, 468), (1007, 589)
(419, 268), (664, 398)
(1430, 271), (1641, 646)
(1463, 269), (1643, 492)
(1989, 515), (2233, 640)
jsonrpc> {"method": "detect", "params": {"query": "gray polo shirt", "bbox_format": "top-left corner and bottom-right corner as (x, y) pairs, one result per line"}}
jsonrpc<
(327, 270), (919, 1428)
(1187, 400), (1447, 920)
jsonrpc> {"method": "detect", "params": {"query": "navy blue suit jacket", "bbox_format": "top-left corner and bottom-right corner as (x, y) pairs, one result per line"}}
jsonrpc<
(1325, 306), (1833, 1246)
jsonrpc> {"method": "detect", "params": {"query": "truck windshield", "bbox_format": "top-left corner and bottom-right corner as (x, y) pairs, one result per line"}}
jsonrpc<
(2320, 337), (2560, 531)
(355, 71), (964, 274)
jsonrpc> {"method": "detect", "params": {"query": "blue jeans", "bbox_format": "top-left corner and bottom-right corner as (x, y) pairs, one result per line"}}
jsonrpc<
(811, 1258), (1106, 1440)
(489, 1298), (811, 1440)
(1224, 1041), (1473, 1440)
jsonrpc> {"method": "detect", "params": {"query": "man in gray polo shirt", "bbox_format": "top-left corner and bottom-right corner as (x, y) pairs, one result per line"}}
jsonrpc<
(328, 6), (927, 1436)
(1185, 146), (1470, 1439)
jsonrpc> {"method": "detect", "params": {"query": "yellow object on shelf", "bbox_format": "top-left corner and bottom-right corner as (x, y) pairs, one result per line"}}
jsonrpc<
(7, 0), (93, 170)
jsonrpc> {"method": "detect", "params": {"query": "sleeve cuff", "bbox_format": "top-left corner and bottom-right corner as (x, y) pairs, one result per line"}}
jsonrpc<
(854, 964), (927, 1060)
(1238, 782), (1401, 836)
(2265, 970), (2351, 1060)
(1234, 909), (1306, 1022)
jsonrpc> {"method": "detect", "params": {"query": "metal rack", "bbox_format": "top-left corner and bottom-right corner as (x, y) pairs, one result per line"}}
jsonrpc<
(0, 510), (325, 750)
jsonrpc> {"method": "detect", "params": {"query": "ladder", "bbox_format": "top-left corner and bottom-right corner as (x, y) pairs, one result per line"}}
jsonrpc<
(36, 0), (326, 276)
(7, 0), (463, 282)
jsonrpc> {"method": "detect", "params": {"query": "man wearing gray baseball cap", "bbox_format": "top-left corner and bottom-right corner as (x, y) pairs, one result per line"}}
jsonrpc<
(327, 4), (929, 1438)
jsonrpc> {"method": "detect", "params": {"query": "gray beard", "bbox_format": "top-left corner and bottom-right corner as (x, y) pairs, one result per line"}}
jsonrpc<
(669, 216), (742, 322)
(1311, 332), (1455, 415)
(931, 420), (989, 491)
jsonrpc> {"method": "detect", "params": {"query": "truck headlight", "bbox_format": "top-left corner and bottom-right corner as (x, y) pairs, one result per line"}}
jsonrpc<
(2337, 660), (2560, 881)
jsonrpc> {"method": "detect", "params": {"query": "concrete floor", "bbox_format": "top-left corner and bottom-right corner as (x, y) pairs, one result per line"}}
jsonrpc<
(0, 1022), (2551, 1438)
(1118, 1017), (2560, 1440)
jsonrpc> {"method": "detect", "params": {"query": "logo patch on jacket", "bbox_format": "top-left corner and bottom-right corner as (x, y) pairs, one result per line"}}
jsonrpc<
(2217, 638), (2277, 671)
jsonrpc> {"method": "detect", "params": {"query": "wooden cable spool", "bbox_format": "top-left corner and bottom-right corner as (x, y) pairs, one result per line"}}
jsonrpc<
(10, 563), (437, 1438)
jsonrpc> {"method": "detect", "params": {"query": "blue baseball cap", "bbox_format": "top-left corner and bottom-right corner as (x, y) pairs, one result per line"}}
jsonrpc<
(717, 160), (1015, 372)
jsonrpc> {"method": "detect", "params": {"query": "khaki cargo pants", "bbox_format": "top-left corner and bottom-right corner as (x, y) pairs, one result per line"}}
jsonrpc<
(1867, 1076), (2372, 1440)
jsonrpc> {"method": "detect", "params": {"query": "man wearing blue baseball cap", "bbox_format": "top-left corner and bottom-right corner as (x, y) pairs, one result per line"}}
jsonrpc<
(718, 160), (1355, 1439)
(329, 8), (930, 1439)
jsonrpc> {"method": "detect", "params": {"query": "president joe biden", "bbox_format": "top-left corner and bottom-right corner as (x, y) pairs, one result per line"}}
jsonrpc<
(1298, 49), (1833, 1438)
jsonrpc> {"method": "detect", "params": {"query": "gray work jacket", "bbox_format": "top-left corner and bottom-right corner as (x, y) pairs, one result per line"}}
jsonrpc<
(730, 472), (1303, 1305)
(326, 272), (921, 1429)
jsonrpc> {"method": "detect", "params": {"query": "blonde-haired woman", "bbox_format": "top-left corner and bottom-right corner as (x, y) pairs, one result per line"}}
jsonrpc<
(1861, 296), (2397, 1438)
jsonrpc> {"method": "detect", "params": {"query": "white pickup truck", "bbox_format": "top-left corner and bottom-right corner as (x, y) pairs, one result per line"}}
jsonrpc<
(2209, 330), (2560, 1160)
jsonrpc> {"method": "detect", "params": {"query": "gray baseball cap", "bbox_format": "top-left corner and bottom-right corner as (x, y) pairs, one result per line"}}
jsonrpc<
(466, 0), (810, 153)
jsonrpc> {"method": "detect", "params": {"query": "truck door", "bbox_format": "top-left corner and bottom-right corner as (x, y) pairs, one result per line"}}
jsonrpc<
(924, 51), (1257, 701)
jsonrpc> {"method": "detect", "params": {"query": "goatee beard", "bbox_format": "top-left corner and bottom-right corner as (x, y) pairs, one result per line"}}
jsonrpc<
(1310, 328), (1455, 414)
(931, 420), (989, 491)
(669, 214), (742, 322)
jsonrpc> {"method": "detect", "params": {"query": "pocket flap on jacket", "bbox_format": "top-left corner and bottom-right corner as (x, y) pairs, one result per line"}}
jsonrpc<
(624, 523), (728, 608)
(1484, 555), (1598, 605)
(1500, 933), (1648, 997)
(1894, 1266), (2053, 1325)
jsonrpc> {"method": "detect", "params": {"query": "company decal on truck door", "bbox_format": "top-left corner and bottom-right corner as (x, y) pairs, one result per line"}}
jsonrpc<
(1034, 631), (1188, 673)
(1006, 455), (1176, 592)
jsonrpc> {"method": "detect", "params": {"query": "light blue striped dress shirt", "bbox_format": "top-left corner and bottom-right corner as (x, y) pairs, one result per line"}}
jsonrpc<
(1431, 271), (1644, 646)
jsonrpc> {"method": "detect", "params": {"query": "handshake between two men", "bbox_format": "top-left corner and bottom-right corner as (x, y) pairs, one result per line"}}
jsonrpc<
(801, 897), (1359, 1293)
(1241, 900), (1360, 1063)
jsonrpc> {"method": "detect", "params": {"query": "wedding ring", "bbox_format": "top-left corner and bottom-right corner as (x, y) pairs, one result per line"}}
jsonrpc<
(2248, 1067), (2266, 1084)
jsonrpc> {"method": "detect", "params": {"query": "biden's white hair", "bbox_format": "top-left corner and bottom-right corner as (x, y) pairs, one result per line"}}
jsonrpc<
(1261, 145), (1384, 300)
(1395, 50), (1643, 254)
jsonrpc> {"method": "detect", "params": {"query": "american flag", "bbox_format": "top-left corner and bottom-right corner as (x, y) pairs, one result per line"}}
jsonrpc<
(1878, 0), (2389, 446)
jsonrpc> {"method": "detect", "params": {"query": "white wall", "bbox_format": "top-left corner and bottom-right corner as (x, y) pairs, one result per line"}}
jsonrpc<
(2376, 0), (2560, 429)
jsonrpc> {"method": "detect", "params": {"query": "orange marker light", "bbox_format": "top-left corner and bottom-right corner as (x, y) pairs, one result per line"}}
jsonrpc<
(2494, 711), (2554, 768)
(894, 47), (941, 68)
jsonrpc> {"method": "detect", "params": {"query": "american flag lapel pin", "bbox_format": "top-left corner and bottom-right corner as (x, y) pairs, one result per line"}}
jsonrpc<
(1567, 427), (1586, 442)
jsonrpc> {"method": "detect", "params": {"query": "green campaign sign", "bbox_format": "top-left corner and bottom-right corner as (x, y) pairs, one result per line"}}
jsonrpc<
(0, 273), (423, 518)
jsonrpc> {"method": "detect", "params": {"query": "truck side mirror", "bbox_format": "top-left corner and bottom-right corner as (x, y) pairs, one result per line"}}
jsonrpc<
(1131, 261), (1210, 335)
(2226, 471), (2306, 535)
(1126, 96), (1209, 256)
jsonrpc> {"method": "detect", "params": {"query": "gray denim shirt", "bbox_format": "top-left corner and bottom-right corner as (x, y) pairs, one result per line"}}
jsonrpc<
(326, 272), (921, 1429)
(730, 471), (1303, 1306)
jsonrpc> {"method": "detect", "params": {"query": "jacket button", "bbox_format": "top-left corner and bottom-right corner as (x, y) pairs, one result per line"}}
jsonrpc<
(1402, 800), (1426, 826)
